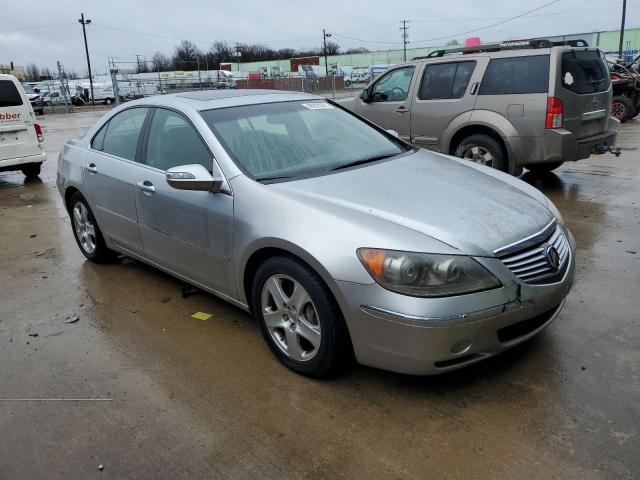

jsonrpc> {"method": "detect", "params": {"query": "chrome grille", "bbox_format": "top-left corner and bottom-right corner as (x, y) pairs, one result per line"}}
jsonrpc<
(499, 225), (570, 284)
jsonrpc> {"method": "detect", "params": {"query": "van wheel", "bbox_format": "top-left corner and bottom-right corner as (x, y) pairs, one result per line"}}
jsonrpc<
(21, 163), (41, 179)
(68, 192), (117, 263)
(251, 256), (352, 378)
(455, 134), (508, 172)
(104, 98), (112, 105)
(612, 96), (635, 122)
(526, 162), (564, 173)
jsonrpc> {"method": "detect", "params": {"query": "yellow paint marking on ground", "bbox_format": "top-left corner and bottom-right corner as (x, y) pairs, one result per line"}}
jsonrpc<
(191, 312), (213, 321)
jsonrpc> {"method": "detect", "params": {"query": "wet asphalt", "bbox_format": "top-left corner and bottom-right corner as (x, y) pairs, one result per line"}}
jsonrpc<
(0, 109), (638, 479)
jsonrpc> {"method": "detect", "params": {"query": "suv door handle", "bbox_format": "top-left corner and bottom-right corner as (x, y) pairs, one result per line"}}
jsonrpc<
(396, 105), (409, 113)
(86, 163), (97, 174)
(470, 82), (479, 95)
(137, 181), (155, 195)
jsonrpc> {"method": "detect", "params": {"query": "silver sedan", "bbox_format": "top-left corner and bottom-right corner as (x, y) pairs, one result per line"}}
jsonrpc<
(56, 90), (575, 377)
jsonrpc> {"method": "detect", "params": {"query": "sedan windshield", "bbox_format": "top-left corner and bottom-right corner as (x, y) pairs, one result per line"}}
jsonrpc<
(200, 100), (409, 181)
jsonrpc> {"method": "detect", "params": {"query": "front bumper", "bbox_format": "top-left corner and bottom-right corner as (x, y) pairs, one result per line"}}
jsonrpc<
(334, 231), (576, 375)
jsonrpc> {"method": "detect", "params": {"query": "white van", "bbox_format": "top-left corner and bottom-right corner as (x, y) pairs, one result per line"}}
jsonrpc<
(0, 74), (46, 178)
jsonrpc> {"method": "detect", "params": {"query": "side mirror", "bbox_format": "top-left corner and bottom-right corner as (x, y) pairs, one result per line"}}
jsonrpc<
(166, 164), (223, 193)
(359, 88), (370, 102)
(386, 129), (399, 138)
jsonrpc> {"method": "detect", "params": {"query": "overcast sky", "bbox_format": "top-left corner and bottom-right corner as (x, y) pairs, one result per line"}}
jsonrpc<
(1, 0), (637, 74)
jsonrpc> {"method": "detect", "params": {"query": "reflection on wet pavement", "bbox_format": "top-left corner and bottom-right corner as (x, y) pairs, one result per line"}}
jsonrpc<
(1, 111), (638, 479)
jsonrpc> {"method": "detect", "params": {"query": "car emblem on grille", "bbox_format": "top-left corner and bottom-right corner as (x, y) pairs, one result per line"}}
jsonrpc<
(544, 245), (560, 271)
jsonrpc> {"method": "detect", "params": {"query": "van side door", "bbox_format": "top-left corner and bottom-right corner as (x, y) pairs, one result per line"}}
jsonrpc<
(410, 58), (488, 151)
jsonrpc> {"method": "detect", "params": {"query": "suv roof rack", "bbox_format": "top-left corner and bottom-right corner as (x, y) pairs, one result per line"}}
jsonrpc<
(412, 38), (589, 60)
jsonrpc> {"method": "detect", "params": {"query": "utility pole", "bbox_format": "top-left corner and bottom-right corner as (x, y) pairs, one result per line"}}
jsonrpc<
(135, 54), (143, 73)
(234, 42), (242, 73)
(323, 29), (332, 76)
(400, 20), (410, 62)
(618, 0), (627, 60)
(78, 13), (95, 106)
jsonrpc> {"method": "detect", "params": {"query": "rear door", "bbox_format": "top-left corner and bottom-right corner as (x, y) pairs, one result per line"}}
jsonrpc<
(84, 107), (150, 255)
(473, 54), (550, 137)
(0, 78), (41, 161)
(410, 58), (487, 149)
(353, 66), (417, 140)
(554, 49), (612, 137)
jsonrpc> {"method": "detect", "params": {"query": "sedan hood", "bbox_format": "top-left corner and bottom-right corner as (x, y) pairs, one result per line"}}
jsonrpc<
(275, 150), (553, 256)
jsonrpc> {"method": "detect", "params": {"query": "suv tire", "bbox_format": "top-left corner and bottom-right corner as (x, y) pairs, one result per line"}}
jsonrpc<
(251, 255), (352, 378)
(21, 163), (41, 179)
(612, 96), (635, 122)
(455, 134), (508, 172)
(526, 162), (564, 173)
(68, 192), (118, 263)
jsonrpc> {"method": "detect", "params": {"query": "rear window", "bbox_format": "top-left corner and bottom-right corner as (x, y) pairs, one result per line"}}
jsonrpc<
(479, 55), (549, 95)
(0, 80), (24, 107)
(561, 50), (610, 94)
(419, 61), (476, 100)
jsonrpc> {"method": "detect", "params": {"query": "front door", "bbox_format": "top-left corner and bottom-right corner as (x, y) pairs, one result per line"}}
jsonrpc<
(410, 58), (487, 150)
(84, 107), (150, 255)
(355, 66), (417, 140)
(135, 108), (235, 297)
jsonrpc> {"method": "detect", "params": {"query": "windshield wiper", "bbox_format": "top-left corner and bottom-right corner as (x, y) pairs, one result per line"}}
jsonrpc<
(330, 153), (397, 172)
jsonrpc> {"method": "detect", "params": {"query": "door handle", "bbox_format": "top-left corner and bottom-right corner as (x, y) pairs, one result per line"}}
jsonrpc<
(86, 163), (97, 174)
(137, 181), (155, 195)
(470, 82), (479, 95)
(396, 105), (409, 113)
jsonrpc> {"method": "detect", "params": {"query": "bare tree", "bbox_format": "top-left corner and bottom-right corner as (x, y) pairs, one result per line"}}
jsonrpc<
(151, 52), (172, 72)
(172, 40), (202, 71)
(67, 70), (80, 80)
(25, 63), (40, 82)
(445, 39), (460, 46)
(137, 57), (150, 73)
(207, 41), (233, 69)
(324, 41), (341, 55)
(345, 47), (370, 54)
(40, 67), (54, 79)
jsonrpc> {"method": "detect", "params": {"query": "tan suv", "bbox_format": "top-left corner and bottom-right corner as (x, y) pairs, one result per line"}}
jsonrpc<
(338, 39), (619, 175)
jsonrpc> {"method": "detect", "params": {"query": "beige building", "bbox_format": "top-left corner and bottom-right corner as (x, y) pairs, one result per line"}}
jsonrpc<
(0, 63), (26, 79)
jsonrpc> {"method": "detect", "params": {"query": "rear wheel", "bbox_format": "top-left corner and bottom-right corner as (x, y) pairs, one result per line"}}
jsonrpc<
(455, 134), (508, 172)
(68, 192), (117, 263)
(251, 256), (351, 378)
(21, 163), (41, 179)
(612, 96), (635, 122)
(526, 162), (564, 173)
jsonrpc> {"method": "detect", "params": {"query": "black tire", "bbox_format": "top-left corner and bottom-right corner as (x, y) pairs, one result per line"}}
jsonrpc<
(455, 134), (508, 173)
(68, 192), (118, 263)
(21, 163), (41, 178)
(251, 255), (352, 378)
(612, 96), (635, 123)
(526, 162), (564, 173)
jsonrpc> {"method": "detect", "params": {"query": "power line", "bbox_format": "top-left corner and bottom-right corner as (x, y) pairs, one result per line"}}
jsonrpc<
(0, 22), (75, 33)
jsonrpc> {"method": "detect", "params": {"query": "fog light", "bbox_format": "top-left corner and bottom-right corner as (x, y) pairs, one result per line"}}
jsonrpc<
(450, 339), (472, 354)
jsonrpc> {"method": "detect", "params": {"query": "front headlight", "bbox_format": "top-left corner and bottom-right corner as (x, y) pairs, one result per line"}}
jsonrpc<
(357, 248), (501, 298)
(546, 198), (566, 229)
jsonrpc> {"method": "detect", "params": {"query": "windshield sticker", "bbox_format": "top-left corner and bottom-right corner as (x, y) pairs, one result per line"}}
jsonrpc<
(302, 102), (334, 110)
(564, 72), (574, 85)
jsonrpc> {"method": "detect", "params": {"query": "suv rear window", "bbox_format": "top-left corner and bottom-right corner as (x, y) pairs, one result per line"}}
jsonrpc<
(0, 80), (24, 107)
(561, 50), (610, 94)
(479, 55), (549, 95)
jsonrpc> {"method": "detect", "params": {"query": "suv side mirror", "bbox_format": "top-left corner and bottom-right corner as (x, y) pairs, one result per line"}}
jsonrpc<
(359, 88), (370, 102)
(166, 164), (223, 193)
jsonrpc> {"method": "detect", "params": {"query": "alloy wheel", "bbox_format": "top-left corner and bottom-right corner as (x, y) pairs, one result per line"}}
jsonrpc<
(261, 274), (321, 362)
(72, 202), (97, 254)
(463, 145), (494, 167)
(612, 101), (626, 120)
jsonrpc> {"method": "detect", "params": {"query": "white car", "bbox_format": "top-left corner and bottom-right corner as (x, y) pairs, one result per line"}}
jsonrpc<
(0, 74), (46, 178)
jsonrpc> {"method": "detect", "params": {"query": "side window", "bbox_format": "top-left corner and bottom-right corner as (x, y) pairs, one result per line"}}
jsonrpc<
(370, 67), (415, 102)
(419, 61), (476, 100)
(145, 109), (212, 172)
(91, 123), (108, 151)
(101, 108), (149, 161)
(479, 55), (550, 95)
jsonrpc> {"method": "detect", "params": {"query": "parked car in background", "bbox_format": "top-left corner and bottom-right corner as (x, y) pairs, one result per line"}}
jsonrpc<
(22, 83), (45, 115)
(339, 39), (619, 175)
(0, 74), (46, 178)
(57, 90), (575, 378)
(41, 91), (68, 106)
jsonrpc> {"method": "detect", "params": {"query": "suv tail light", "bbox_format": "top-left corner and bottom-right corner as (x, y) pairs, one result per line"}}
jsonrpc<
(34, 123), (44, 143)
(545, 97), (563, 129)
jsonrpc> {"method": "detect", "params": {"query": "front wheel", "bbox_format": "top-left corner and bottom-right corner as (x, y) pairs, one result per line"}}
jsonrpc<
(251, 256), (352, 378)
(455, 134), (508, 172)
(612, 96), (635, 122)
(68, 192), (118, 263)
(21, 163), (41, 179)
(526, 162), (564, 173)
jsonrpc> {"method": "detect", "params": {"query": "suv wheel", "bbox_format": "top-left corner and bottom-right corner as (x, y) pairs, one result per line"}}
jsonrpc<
(455, 134), (508, 172)
(612, 96), (635, 122)
(251, 256), (351, 378)
(21, 163), (41, 179)
(526, 162), (564, 174)
(68, 192), (118, 263)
